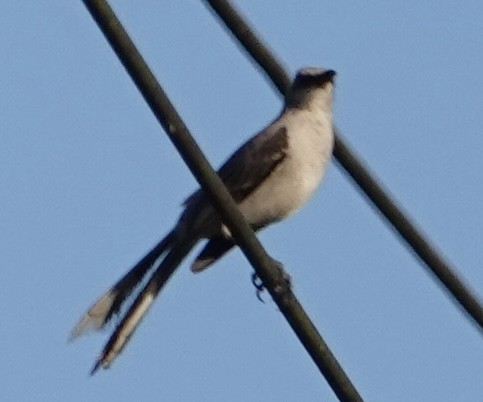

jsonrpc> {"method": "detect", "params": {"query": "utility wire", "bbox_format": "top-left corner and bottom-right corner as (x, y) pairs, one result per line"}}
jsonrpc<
(203, 0), (483, 333)
(82, 1), (364, 401)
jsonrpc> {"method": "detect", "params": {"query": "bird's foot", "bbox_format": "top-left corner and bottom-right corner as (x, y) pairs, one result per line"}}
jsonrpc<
(251, 272), (266, 303)
(250, 259), (291, 302)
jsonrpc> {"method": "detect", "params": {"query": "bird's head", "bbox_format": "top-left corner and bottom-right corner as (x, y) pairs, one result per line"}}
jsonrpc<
(285, 67), (336, 112)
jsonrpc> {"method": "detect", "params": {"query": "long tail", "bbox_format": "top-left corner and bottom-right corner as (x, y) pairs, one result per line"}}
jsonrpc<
(90, 238), (196, 374)
(69, 230), (176, 341)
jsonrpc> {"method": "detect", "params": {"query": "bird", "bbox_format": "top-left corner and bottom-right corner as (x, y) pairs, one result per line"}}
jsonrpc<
(70, 67), (336, 374)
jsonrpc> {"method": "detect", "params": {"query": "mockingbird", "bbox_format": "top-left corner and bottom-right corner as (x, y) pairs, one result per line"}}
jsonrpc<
(71, 67), (336, 373)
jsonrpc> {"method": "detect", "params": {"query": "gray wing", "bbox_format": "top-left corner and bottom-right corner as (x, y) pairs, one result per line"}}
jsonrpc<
(184, 125), (288, 208)
(182, 125), (288, 269)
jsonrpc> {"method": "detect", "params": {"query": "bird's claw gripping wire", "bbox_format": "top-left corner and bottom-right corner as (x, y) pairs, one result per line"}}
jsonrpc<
(251, 272), (266, 303)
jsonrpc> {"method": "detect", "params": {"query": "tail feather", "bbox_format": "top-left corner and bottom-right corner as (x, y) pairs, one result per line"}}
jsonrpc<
(69, 231), (175, 341)
(91, 239), (195, 373)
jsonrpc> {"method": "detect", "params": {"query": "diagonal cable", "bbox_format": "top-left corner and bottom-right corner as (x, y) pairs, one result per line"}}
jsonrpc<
(82, 1), (364, 401)
(203, 0), (483, 333)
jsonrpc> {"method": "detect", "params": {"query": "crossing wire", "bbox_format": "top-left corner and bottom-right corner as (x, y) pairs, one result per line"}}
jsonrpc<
(203, 0), (483, 333)
(82, 1), (365, 401)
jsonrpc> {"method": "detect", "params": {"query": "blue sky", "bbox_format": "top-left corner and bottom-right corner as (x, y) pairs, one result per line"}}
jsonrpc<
(2, 2), (483, 401)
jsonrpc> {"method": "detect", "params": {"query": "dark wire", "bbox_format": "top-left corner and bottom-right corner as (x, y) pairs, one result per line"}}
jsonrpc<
(203, 0), (483, 333)
(82, 1), (365, 400)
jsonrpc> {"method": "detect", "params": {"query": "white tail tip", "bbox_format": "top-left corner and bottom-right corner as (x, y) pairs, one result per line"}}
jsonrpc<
(69, 291), (117, 341)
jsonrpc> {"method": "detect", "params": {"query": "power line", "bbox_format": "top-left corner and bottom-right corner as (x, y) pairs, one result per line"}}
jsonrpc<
(203, 0), (483, 333)
(82, 0), (364, 400)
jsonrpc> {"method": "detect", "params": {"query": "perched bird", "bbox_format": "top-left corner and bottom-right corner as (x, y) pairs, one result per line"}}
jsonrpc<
(70, 67), (336, 373)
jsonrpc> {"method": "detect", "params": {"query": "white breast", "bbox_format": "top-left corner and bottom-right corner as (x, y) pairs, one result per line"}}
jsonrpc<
(238, 108), (333, 227)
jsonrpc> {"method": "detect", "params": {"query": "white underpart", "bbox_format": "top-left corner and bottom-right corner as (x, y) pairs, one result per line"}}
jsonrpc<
(238, 89), (333, 227)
